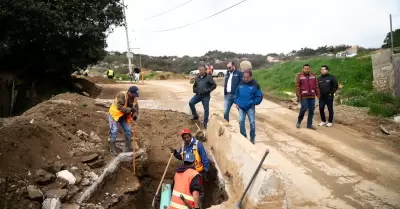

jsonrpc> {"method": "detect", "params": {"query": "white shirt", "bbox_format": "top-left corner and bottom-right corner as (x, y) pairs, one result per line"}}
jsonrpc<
(226, 70), (235, 93)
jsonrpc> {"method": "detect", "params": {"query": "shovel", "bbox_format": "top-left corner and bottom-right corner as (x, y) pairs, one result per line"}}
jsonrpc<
(180, 194), (193, 209)
(151, 153), (174, 208)
(234, 149), (270, 209)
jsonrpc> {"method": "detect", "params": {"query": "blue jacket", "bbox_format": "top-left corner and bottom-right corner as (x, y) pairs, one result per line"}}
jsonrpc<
(234, 79), (263, 110)
(174, 137), (209, 171)
(224, 70), (243, 95)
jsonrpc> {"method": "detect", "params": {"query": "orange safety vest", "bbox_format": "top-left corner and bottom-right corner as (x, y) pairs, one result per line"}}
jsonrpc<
(170, 169), (199, 209)
(181, 140), (204, 172)
(108, 91), (137, 123)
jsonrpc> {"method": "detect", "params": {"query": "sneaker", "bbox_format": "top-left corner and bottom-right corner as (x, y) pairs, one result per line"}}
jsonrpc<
(296, 122), (300, 128)
(326, 123), (333, 127)
(307, 125), (317, 130)
(318, 122), (326, 126)
(191, 116), (199, 121)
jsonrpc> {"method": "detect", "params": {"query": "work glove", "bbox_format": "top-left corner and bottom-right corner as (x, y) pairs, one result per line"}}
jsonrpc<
(169, 147), (176, 154)
(132, 115), (137, 121)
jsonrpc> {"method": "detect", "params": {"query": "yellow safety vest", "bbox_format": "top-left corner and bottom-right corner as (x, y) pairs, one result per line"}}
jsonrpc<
(107, 69), (114, 76)
(181, 139), (204, 172)
(108, 91), (137, 123)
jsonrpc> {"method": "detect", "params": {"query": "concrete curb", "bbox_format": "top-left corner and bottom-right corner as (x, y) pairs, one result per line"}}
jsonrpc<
(77, 149), (146, 203)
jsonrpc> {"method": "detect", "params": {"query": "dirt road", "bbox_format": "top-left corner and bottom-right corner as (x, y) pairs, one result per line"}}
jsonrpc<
(99, 80), (400, 209)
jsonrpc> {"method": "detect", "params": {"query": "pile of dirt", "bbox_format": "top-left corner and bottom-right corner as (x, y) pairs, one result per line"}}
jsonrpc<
(0, 90), (212, 208)
(72, 76), (102, 98)
(0, 93), (112, 209)
(83, 76), (117, 84)
(155, 72), (186, 80)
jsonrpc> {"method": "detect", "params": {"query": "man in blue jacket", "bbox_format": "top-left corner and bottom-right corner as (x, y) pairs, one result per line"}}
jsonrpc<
(234, 69), (263, 144)
(224, 62), (243, 122)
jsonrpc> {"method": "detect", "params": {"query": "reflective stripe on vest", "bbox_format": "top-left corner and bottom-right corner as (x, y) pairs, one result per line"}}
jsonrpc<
(299, 73), (317, 96)
(170, 169), (198, 209)
(108, 91), (136, 123)
(181, 139), (204, 172)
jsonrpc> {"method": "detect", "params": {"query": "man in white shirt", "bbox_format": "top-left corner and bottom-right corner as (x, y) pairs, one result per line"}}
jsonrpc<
(223, 62), (243, 122)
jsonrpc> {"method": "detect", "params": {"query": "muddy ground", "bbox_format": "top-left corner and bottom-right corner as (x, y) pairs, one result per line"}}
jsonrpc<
(88, 110), (227, 209)
(0, 77), (215, 209)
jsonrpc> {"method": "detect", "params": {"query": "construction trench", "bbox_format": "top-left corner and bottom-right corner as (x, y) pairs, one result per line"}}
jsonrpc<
(74, 98), (277, 209)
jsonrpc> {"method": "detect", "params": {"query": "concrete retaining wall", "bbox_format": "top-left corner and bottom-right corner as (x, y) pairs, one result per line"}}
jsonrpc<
(206, 114), (284, 209)
(372, 49), (400, 95)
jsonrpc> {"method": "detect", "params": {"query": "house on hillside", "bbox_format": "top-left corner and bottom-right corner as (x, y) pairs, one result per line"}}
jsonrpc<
(108, 52), (115, 55)
(267, 56), (282, 63)
(287, 52), (296, 57)
(336, 46), (358, 58)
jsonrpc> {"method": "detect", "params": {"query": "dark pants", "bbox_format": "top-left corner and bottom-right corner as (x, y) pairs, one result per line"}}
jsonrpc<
(199, 171), (206, 209)
(189, 95), (210, 126)
(319, 94), (334, 123)
(297, 98), (315, 127)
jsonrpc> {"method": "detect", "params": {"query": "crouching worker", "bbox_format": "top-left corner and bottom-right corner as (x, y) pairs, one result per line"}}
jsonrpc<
(170, 152), (203, 209)
(169, 128), (209, 208)
(108, 86), (139, 156)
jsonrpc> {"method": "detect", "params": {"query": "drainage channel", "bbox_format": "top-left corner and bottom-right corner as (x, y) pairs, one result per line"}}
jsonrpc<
(78, 99), (231, 209)
(77, 148), (229, 208)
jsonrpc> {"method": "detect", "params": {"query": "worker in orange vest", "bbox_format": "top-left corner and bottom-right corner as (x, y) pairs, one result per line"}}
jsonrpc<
(108, 86), (139, 156)
(169, 152), (203, 209)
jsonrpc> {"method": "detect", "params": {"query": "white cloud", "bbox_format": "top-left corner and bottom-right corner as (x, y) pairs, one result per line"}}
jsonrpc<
(106, 0), (400, 56)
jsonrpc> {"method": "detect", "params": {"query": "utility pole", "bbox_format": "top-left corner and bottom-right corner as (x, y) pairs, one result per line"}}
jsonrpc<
(122, 0), (133, 74)
(390, 14), (394, 60)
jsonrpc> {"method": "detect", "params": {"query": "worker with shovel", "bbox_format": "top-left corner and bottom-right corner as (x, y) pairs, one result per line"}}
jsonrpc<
(169, 152), (203, 209)
(169, 128), (209, 208)
(108, 86), (139, 156)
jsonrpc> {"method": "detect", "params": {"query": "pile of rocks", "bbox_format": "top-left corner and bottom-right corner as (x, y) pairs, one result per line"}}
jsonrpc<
(25, 153), (105, 209)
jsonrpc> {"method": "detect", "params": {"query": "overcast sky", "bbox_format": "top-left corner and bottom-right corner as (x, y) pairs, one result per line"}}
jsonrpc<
(106, 0), (400, 57)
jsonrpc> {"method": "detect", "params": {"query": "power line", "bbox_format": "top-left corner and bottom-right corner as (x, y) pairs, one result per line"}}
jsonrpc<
(149, 0), (248, 33)
(144, 0), (194, 20)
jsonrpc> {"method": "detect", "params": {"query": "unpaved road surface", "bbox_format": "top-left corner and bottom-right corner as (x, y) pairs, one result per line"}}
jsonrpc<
(99, 80), (400, 209)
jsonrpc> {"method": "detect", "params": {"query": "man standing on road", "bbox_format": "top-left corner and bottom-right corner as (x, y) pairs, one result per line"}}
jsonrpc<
(134, 67), (141, 83)
(108, 86), (139, 156)
(234, 69), (263, 144)
(224, 62), (243, 122)
(189, 66), (217, 129)
(318, 65), (338, 127)
(169, 128), (209, 208)
(169, 152), (203, 209)
(295, 64), (320, 129)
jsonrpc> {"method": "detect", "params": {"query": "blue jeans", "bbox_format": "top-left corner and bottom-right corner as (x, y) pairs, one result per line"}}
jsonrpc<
(238, 106), (256, 144)
(189, 95), (210, 125)
(223, 94), (235, 122)
(297, 98), (316, 127)
(108, 114), (132, 143)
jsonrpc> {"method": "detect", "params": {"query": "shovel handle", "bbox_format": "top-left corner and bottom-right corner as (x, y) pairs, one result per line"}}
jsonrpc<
(151, 153), (174, 208)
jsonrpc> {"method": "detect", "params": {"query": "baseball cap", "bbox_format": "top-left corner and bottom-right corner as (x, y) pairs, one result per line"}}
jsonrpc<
(183, 152), (195, 163)
(128, 86), (139, 97)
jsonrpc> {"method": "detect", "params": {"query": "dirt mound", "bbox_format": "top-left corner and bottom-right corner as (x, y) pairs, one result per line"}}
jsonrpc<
(72, 77), (102, 98)
(84, 76), (116, 84)
(155, 72), (186, 80)
(0, 92), (205, 208)
(0, 93), (112, 208)
(136, 109), (199, 178)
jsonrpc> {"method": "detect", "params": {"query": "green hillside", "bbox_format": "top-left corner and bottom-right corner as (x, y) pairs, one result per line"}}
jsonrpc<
(253, 57), (400, 117)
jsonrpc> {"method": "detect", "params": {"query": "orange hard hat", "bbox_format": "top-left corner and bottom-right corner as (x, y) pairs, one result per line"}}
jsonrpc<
(179, 128), (191, 135)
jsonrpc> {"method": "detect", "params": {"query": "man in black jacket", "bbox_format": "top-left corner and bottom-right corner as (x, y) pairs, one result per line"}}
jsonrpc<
(318, 65), (338, 127)
(190, 66), (217, 129)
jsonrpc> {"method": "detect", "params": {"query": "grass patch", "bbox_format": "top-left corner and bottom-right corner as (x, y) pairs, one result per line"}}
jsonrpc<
(253, 57), (400, 117)
(115, 72), (158, 81)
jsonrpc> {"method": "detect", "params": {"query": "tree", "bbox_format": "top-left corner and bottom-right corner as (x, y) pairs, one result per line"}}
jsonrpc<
(382, 28), (400, 48)
(0, 0), (124, 76)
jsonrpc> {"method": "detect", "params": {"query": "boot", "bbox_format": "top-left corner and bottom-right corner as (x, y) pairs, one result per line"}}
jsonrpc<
(124, 136), (133, 152)
(110, 141), (118, 156)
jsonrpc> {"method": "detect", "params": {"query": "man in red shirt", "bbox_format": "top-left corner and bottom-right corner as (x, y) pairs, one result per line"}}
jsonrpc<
(295, 64), (320, 130)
